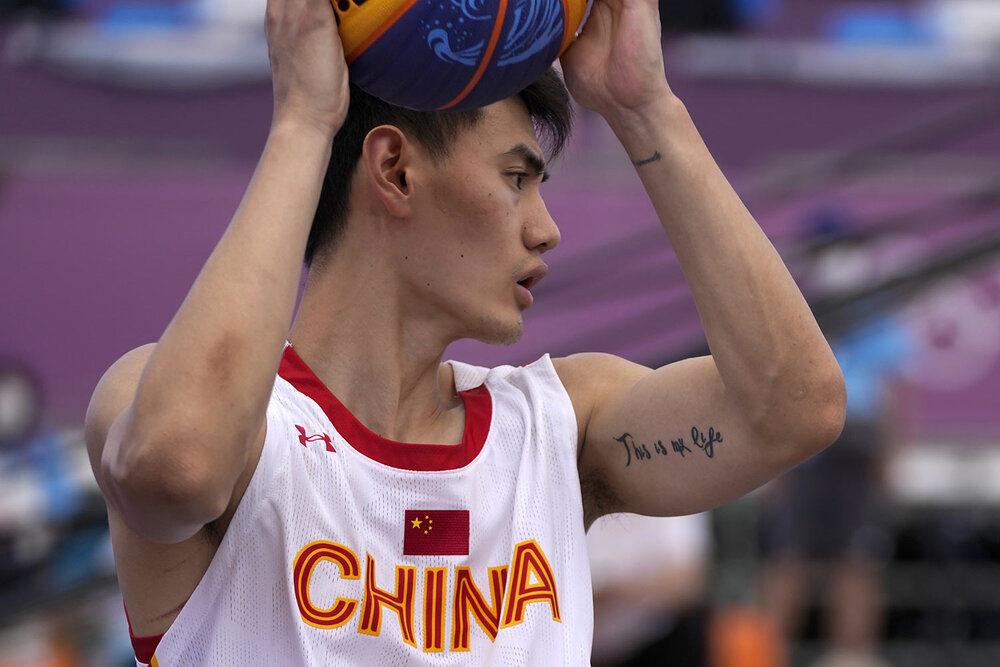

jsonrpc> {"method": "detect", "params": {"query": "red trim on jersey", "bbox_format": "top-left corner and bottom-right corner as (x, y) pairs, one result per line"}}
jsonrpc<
(278, 346), (492, 471)
(124, 602), (164, 664)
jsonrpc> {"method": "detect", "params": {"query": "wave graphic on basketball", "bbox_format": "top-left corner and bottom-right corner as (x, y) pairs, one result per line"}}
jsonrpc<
(427, 29), (484, 66)
(450, 0), (494, 21)
(497, 0), (565, 65)
(334, 0), (589, 110)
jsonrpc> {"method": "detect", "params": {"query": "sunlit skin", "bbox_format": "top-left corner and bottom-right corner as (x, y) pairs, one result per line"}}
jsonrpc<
(380, 99), (559, 347)
(287, 98), (558, 445)
(84, 0), (847, 649)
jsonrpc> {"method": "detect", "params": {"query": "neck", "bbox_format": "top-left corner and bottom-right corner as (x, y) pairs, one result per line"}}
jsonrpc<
(288, 255), (464, 445)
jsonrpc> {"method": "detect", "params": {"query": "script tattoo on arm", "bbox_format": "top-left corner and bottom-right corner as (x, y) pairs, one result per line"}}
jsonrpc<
(632, 151), (662, 167)
(615, 427), (724, 467)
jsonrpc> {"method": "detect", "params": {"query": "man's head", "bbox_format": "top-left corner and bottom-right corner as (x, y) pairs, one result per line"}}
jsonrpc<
(305, 68), (572, 267)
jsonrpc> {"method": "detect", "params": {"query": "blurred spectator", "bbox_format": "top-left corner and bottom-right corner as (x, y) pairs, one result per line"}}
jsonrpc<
(588, 512), (712, 666)
(758, 216), (913, 667)
(0, 361), (42, 451)
(0, 360), (123, 665)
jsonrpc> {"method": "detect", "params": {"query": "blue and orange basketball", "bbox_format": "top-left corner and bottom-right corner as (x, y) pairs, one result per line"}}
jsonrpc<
(333, 0), (589, 111)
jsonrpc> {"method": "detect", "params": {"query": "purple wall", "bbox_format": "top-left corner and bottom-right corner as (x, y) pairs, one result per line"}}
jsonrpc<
(2, 17), (999, 436)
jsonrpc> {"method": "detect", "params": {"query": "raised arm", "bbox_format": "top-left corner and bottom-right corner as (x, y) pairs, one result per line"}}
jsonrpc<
(558, 0), (846, 524)
(85, 0), (349, 544)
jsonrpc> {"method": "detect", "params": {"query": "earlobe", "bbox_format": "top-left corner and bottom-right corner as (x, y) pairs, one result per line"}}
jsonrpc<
(362, 125), (412, 218)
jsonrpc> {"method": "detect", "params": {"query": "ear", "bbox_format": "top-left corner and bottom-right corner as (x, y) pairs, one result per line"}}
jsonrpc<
(361, 125), (414, 219)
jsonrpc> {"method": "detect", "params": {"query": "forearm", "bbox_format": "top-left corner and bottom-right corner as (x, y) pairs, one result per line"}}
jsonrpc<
(121, 122), (333, 493)
(608, 95), (844, 442)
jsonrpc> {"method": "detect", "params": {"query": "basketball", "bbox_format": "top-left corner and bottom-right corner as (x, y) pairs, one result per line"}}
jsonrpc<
(333, 0), (589, 111)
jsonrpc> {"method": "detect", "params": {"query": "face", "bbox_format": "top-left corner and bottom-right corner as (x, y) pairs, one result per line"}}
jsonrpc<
(397, 98), (561, 346)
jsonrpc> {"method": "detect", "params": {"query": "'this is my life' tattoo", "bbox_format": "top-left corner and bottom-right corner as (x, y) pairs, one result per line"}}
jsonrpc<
(615, 427), (724, 467)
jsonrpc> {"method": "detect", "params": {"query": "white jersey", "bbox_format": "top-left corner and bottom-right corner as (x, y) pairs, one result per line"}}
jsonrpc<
(141, 346), (592, 666)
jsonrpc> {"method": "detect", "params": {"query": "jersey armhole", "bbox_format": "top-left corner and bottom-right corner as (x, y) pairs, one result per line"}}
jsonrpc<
(533, 354), (580, 454)
(237, 381), (293, 509)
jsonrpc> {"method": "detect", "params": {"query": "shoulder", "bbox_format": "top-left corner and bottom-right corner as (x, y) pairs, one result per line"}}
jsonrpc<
(551, 353), (652, 410)
(84, 344), (157, 464)
(551, 352), (649, 385)
(550, 353), (652, 451)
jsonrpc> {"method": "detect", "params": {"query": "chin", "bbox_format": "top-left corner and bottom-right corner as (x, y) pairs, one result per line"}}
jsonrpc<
(472, 314), (524, 347)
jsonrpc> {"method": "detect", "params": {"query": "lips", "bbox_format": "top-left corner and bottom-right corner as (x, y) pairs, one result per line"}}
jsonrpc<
(516, 264), (548, 291)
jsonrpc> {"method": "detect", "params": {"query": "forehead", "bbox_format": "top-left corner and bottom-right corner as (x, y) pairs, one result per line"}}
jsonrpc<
(455, 98), (542, 158)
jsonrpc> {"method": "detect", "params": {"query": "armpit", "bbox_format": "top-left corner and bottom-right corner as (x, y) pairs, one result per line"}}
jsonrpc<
(579, 466), (622, 530)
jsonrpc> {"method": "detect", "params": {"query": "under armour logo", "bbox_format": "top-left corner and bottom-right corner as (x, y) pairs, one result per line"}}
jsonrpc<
(296, 425), (335, 453)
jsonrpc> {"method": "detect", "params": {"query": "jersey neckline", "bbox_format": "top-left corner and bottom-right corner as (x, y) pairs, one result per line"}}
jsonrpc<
(278, 345), (492, 471)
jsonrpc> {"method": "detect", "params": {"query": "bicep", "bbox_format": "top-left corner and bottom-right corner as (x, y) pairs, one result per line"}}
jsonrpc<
(561, 353), (795, 521)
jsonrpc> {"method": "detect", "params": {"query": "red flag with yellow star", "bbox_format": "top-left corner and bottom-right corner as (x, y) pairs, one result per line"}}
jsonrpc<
(403, 510), (469, 556)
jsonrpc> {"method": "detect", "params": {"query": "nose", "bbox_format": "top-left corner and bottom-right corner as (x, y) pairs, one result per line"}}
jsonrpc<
(522, 195), (561, 254)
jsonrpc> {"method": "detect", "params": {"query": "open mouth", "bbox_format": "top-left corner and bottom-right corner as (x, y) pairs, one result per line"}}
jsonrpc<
(516, 265), (548, 291)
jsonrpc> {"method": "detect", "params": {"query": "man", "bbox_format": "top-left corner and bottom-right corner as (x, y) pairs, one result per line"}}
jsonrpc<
(84, 0), (846, 663)
(588, 512), (712, 665)
(760, 225), (910, 667)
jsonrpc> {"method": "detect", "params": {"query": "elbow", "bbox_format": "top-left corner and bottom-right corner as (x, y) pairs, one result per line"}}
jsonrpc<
(103, 428), (230, 543)
(791, 366), (847, 459)
(756, 363), (847, 467)
(803, 372), (847, 453)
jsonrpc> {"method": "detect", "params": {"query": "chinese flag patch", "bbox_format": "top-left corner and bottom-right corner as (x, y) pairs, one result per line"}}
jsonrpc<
(403, 510), (470, 556)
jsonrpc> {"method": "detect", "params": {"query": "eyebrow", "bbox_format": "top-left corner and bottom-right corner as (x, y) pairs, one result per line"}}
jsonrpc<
(504, 144), (549, 183)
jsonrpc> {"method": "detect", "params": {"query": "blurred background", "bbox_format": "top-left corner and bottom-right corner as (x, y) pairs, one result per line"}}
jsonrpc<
(1, 0), (999, 664)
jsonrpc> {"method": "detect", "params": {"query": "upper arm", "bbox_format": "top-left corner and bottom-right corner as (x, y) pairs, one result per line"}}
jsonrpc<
(85, 344), (266, 544)
(555, 353), (841, 524)
(85, 345), (267, 635)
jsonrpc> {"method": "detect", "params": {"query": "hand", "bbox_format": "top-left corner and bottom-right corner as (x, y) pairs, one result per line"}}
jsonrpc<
(265, 0), (350, 137)
(560, 0), (673, 124)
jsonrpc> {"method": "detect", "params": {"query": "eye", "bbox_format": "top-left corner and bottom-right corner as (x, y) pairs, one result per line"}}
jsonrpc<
(510, 172), (529, 190)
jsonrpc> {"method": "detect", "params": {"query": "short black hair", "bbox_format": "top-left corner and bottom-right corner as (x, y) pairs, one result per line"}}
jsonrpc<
(305, 67), (572, 266)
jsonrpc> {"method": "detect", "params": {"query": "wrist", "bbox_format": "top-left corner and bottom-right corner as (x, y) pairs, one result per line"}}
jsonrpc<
(603, 92), (689, 162)
(270, 110), (341, 146)
(265, 117), (337, 169)
(260, 118), (338, 194)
